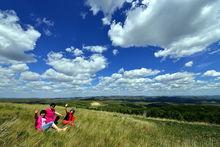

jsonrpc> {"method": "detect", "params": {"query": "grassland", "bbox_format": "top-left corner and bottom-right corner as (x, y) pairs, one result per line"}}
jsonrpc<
(0, 102), (219, 147)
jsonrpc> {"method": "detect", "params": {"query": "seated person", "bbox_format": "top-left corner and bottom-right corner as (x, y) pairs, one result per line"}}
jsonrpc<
(45, 103), (63, 124)
(62, 104), (75, 126)
(34, 109), (67, 132)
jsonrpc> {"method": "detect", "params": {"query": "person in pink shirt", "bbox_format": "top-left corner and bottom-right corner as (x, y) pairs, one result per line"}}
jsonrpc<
(34, 109), (67, 132)
(45, 103), (63, 124)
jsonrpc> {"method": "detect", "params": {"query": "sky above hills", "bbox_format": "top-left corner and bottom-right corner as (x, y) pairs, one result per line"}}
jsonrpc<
(0, 0), (220, 98)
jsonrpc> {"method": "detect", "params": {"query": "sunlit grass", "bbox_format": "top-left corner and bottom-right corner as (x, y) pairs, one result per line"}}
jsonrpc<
(0, 102), (219, 147)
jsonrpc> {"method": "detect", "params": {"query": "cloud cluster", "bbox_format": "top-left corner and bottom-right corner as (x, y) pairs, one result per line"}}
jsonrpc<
(86, 0), (132, 25)
(1, 59), (220, 97)
(0, 9), (110, 97)
(1, 7), (220, 97)
(96, 0), (220, 59)
(0, 10), (41, 63)
(36, 17), (54, 27)
(35, 17), (54, 36)
(20, 71), (41, 81)
(65, 46), (84, 56)
(94, 68), (159, 94)
(0, 45), (109, 97)
(47, 51), (107, 77)
(83, 45), (107, 53)
(0, 63), (29, 90)
(93, 69), (220, 96)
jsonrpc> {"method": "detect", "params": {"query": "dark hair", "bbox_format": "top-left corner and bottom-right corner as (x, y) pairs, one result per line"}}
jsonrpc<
(40, 110), (46, 115)
(50, 103), (56, 107)
(70, 109), (75, 113)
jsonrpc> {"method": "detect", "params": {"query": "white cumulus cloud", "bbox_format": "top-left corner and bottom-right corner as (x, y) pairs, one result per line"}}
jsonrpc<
(36, 17), (54, 27)
(204, 70), (220, 77)
(113, 49), (119, 55)
(73, 49), (83, 56)
(0, 10), (41, 62)
(20, 71), (40, 81)
(83, 45), (107, 53)
(10, 63), (29, 72)
(86, 0), (132, 25)
(66, 46), (83, 56)
(154, 72), (195, 84)
(47, 48), (108, 77)
(0, 44), (109, 97)
(94, 70), (208, 96)
(185, 61), (193, 67)
(108, 0), (220, 59)
(123, 68), (160, 78)
(42, 68), (74, 82)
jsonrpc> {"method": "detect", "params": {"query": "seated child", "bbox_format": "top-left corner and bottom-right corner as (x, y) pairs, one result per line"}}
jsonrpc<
(34, 109), (67, 132)
(62, 104), (75, 126)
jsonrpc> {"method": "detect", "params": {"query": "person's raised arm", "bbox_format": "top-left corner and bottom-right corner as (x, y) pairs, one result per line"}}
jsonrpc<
(55, 111), (63, 116)
(34, 109), (38, 119)
(65, 104), (68, 113)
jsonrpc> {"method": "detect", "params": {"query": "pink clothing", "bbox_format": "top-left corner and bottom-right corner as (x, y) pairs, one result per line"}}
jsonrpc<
(45, 108), (56, 123)
(35, 115), (43, 131)
(42, 117), (46, 126)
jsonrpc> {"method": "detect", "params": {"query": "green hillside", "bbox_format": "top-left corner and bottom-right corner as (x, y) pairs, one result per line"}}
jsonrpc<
(0, 102), (219, 147)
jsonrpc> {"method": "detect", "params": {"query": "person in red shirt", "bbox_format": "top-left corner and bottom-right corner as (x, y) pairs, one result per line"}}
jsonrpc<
(62, 104), (75, 126)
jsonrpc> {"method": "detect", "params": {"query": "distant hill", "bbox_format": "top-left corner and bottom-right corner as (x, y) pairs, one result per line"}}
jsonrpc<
(84, 96), (220, 104)
(1, 95), (220, 104)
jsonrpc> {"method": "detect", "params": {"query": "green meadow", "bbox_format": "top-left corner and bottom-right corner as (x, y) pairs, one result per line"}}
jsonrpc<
(0, 102), (219, 147)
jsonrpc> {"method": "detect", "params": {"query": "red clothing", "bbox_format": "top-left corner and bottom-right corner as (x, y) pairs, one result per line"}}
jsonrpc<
(45, 108), (56, 123)
(67, 112), (74, 121)
(62, 120), (75, 126)
(63, 112), (75, 126)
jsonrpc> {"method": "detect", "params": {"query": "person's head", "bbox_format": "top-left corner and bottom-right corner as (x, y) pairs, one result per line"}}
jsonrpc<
(40, 110), (46, 117)
(70, 108), (75, 114)
(50, 103), (56, 109)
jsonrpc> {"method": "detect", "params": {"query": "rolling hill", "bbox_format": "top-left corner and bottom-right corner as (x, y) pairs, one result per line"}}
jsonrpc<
(0, 102), (219, 147)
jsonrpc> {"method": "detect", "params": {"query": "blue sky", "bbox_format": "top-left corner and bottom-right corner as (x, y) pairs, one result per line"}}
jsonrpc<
(0, 0), (220, 98)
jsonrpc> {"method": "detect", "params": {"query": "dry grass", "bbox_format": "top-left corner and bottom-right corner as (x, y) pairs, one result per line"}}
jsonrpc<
(0, 102), (219, 147)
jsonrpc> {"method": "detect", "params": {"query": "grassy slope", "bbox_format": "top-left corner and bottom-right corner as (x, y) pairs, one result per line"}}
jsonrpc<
(0, 103), (219, 147)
